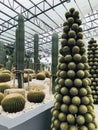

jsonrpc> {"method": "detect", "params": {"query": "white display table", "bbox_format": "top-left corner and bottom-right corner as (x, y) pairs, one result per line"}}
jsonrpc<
(0, 100), (54, 130)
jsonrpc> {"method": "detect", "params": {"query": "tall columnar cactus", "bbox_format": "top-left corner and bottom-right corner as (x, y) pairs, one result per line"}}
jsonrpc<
(51, 8), (97, 130)
(52, 33), (58, 93)
(0, 41), (6, 66)
(16, 14), (25, 88)
(88, 38), (98, 104)
(34, 34), (40, 73)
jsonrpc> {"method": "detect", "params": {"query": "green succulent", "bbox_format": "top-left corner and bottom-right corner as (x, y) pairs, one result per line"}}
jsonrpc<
(36, 72), (46, 80)
(65, 11), (71, 19)
(61, 33), (68, 39)
(72, 23), (79, 31)
(63, 25), (69, 32)
(76, 39), (84, 47)
(73, 54), (81, 62)
(63, 46), (70, 54)
(64, 55), (72, 62)
(68, 17), (74, 25)
(1, 93), (25, 113)
(72, 46), (80, 54)
(68, 30), (76, 38)
(27, 90), (45, 103)
(61, 39), (68, 47)
(68, 62), (76, 70)
(51, 8), (97, 130)
(0, 73), (11, 82)
(68, 38), (75, 46)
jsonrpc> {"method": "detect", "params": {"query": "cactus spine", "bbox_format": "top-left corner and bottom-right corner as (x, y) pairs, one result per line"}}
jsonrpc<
(16, 14), (25, 88)
(34, 34), (40, 73)
(52, 33), (58, 93)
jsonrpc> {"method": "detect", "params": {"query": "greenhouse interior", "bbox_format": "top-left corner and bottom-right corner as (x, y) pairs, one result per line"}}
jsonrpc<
(0, 0), (98, 130)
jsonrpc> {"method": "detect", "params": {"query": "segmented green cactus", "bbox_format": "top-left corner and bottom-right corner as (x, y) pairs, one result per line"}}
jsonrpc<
(0, 41), (6, 67)
(1, 93), (25, 113)
(34, 34), (40, 73)
(0, 73), (11, 82)
(13, 48), (16, 67)
(36, 72), (46, 80)
(27, 90), (45, 103)
(52, 32), (58, 93)
(51, 8), (97, 130)
(88, 38), (98, 104)
(16, 14), (25, 88)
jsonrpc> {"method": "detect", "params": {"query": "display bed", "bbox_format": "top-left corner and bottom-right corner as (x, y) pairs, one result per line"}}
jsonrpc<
(0, 99), (54, 129)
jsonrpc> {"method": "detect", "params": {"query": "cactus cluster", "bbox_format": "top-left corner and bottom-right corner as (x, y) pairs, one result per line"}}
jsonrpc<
(51, 8), (97, 130)
(1, 93), (25, 113)
(27, 90), (45, 103)
(88, 38), (98, 104)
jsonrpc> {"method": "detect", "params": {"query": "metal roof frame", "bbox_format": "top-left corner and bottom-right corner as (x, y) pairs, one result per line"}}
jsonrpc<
(0, 0), (98, 58)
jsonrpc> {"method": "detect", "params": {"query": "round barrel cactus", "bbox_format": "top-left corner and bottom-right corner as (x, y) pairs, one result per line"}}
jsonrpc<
(1, 93), (25, 113)
(51, 8), (97, 130)
(0, 73), (11, 82)
(27, 90), (45, 103)
(36, 72), (46, 80)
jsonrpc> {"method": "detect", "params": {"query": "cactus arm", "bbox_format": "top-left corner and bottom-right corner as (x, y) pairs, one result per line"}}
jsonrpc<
(16, 14), (25, 88)
(52, 32), (59, 93)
